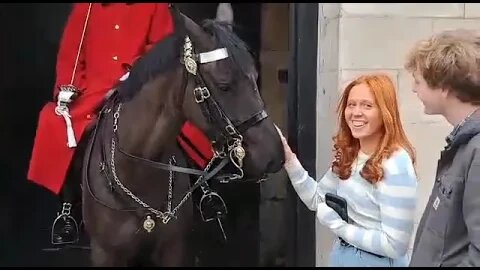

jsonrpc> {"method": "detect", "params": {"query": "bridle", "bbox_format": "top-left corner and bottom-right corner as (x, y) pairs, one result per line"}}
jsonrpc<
(84, 33), (269, 226)
(182, 35), (268, 182)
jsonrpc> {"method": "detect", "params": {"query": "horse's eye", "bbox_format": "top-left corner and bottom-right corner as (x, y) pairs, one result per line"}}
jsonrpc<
(218, 84), (229, 92)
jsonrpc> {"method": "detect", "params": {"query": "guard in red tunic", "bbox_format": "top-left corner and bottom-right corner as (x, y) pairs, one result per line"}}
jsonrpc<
(27, 3), (214, 245)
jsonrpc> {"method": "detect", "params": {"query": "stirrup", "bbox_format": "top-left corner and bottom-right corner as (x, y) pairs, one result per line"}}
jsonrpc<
(50, 202), (80, 245)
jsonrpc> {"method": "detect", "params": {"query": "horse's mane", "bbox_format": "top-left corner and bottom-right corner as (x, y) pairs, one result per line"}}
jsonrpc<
(117, 9), (255, 102)
(117, 7), (186, 102)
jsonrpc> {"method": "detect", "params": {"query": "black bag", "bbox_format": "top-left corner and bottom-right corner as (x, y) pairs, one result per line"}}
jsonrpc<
(325, 192), (349, 245)
(325, 192), (348, 223)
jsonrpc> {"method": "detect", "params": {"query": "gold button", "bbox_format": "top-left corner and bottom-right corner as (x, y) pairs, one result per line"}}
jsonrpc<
(114, 24), (120, 30)
(113, 56), (118, 61)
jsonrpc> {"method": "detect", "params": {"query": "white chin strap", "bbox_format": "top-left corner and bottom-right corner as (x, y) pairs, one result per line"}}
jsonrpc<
(198, 48), (229, 64)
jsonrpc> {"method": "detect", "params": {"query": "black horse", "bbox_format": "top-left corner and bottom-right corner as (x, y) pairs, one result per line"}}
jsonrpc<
(73, 5), (284, 267)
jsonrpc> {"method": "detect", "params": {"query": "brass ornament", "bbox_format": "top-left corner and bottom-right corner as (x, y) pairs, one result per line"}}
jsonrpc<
(234, 146), (246, 160)
(143, 215), (155, 233)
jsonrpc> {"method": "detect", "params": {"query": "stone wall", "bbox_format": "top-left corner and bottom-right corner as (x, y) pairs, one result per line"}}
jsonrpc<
(315, 3), (480, 266)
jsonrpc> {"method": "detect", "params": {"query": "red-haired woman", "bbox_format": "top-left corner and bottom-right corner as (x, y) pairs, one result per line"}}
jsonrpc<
(276, 74), (418, 266)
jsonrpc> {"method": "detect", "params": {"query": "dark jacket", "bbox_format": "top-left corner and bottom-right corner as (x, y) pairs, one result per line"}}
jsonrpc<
(410, 110), (480, 267)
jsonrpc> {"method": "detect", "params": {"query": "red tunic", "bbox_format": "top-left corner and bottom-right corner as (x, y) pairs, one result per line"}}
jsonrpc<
(28, 3), (213, 195)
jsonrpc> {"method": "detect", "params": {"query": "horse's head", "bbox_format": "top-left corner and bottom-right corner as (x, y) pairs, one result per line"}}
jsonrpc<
(178, 4), (285, 181)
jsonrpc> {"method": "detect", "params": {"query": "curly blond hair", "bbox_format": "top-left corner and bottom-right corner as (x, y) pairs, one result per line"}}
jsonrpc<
(405, 28), (480, 104)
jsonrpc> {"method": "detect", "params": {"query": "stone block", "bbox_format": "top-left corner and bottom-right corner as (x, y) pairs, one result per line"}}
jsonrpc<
(339, 17), (432, 69)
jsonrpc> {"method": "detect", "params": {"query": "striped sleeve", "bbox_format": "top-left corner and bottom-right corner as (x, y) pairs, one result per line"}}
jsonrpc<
(284, 156), (338, 211)
(316, 151), (418, 259)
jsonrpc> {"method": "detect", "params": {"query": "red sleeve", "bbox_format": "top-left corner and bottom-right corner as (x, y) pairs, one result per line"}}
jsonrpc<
(53, 3), (89, 100)
(146, 3), (174, 51)
(131, 3), (174, 65)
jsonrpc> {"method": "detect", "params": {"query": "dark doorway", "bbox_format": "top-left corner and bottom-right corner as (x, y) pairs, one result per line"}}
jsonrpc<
(0, 3), (91, 266)
(286, 3), (318, 267)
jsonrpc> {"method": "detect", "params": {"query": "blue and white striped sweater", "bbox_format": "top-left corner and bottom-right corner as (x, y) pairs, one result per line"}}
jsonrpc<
(284, 148), (417, 259)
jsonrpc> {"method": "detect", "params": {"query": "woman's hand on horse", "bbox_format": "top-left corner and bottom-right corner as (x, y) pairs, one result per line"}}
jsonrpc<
(274, 124), (296, 164)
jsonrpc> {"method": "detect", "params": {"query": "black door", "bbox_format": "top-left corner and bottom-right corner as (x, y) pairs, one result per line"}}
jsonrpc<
(0, 3), (91, 266)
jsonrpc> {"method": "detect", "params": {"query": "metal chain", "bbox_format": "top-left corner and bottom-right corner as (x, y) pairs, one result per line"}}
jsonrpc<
(169, 157), (217, 218)
(110, 103), (217, 224)
(167, 156), (175, 213)
(110, 136), (171, 220)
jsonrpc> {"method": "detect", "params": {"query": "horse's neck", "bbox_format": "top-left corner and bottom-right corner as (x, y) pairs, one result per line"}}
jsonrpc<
(117, 70), (185, 160)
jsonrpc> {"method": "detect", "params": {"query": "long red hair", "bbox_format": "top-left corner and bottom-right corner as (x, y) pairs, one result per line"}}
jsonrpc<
(332, 74), (416, 184)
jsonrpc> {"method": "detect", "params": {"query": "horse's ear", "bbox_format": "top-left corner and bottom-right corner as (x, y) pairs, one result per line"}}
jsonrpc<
(215, 3), (233, 30)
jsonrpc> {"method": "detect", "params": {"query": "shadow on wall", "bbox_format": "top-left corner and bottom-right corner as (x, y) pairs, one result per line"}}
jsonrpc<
(0, 3), (77, 266)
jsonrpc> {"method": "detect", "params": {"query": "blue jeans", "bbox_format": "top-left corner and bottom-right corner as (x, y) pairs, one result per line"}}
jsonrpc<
(328, 239), (408, 267)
